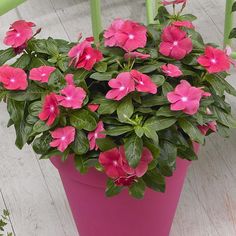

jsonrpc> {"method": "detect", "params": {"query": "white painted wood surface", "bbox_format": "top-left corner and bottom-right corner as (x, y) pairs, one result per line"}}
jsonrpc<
(0, 0), (236, 235)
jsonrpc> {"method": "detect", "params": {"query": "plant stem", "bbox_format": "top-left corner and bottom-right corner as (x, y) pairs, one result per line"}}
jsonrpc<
(0, 0), (25, 16)
(146, 0), (154, 25)
(224, 0), (234, 47)
(90, 0), (102, 44)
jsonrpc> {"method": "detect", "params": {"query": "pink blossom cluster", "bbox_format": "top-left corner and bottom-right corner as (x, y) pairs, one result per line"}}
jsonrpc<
(1, 14), (234, 184)
(99, 147), (153, 186)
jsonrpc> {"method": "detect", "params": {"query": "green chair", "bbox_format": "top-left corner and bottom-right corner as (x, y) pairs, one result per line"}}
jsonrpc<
(224, 0), (236, 58)
(0, 0), (25, 16)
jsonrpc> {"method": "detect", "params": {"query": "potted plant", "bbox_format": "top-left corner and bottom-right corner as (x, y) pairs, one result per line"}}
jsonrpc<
(0, 0), (235, 235)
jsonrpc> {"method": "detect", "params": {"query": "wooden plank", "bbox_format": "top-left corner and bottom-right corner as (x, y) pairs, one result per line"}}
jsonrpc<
(0, 104), (68, 236)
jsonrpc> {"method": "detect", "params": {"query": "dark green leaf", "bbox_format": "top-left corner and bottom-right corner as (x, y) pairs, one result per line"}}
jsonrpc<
(151, 74), (165, 86)
(129, 179), (146, 199)
(94, 61), (108, 72)
(142, 95), (169, 107)
(178, 118), (205, 144)
(143, 168), (165, 192)
(106, 179), (122, 197)
(144, 117), (176, 131)
(96, 137), (117, 151)
(97, 99), (119, 115)
(0, 48), (15, 66)
(124, 134), (143, 168)
(12, 53), (31, 69)
(105, 125), (133, 136)
(40, 149), (62, 159)
(90, 72), (113, 81)
(117, 96), (134, 122)
(70, 109), (97, 131)
(229, 28), (236, 39)
(33, 120), (51, 133)
(33, 133), (52, 154)
(72, 130), (89, 155)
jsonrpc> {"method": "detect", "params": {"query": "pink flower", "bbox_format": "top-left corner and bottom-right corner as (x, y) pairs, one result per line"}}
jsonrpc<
(104, 19), (125, 47)
(167, 80), (207, 115)
(116, 20), (147, 52)
(104, 19), (147, 52)
(198, 121), (217, 135)
(172, 20), (194, 29)
(120, 147), (153, 177)
(99, 147), (126, 179)
(197, 46), (231, 73)
(68, 40), (103, 71)
(56, 74), (86, 109)
(106, 72), (135, 101)
(88, 121), (106, 150)
(29, 66), (56, 83)
(159, 26), (192, 60)
(130, 70), (157, 94)
(50, 126), (75, 152)
(4, 20), (35, 48)
(99, 146), (153, 184)
(115, 175), (136, 186)
(38, 93), (60, 126)
(161, 64), (183, 77)
(0, 65), (28, 90)
(124, 51), (150, 60)
(162, 0), (187, 5)
(88, 104), (100, 112)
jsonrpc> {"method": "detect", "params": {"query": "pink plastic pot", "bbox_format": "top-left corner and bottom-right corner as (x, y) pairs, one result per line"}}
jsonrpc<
(51, 143), (199, 236)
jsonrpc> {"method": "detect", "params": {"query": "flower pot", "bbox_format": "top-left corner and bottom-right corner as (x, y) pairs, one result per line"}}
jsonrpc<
(50, 143), (199, 236)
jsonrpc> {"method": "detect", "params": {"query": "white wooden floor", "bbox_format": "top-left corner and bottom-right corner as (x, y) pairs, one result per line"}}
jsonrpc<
(0, 0), (236, 235)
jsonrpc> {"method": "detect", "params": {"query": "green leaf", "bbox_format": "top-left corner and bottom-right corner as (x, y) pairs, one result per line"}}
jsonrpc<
(33, 133), (52, 154)
(33, 120), (51, 133)
(134, 126), (144, 138)
(124, 134), (143, 168)
(156, 106), (182, 117)
(211, 106), (236, 128)
(180, 14), (197, 21)
(151, 74), (165, 86)
(94, 61), (108, 72)
(137, 64), (157, 73)
(158, 140), (177, 176)
(178, 146), (198, 161)
(232, 2), (236, 12)
(143, 127), (159, 145)
(96, 137), (117, 151)
(7, 100), (33, 149)
(90, 72), (113, 81)
(155, 6), (170, 24)
(8, 84), (45, 102)
(178, 119), (204, 144)
(40, 149), (62, 159)
(117, 96), (134, 122)
(12, 53), (31, 69)
(142, 95), (169, 107)
(97, 99), (119, 115)
(70, 109), (97, 131)
(229, 28), (236, 39)
(74, 155), (88, 173)
(162, 82), (173, 96)
(72, 130), (89, 155)
(28, 101), (42, 116)
(0, 48), (15, 66)
(144, 117), (176, 131)
(129, 179), (146, 199)
(105, 125), (133, 136)
(143, 168), (165, 192)
(106, 179), (122, 197)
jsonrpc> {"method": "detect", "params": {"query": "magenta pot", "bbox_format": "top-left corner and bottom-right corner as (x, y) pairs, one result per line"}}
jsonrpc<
(51, 143), (199, 236)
